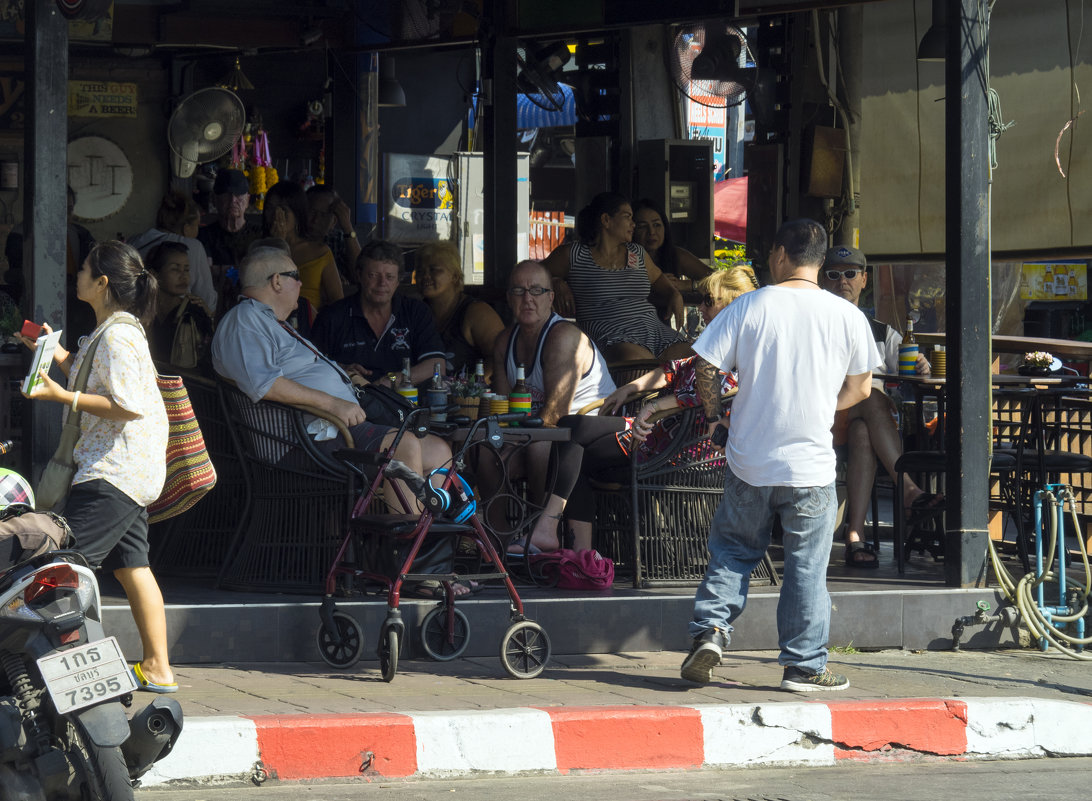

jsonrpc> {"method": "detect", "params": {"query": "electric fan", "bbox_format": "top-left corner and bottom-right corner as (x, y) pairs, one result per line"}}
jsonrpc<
(167, 87), (246, 178)
(669, 23), (755, 109)
(517, 42), (572, 113)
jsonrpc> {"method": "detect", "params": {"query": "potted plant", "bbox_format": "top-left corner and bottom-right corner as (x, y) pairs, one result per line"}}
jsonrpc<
(448, 374), (486, 421)
(1019, 351), (1054, 377)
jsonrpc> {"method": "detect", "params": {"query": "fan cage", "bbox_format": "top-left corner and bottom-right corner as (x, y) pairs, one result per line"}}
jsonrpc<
(670, 24), (751, 109)
(167, 87), (246, 163)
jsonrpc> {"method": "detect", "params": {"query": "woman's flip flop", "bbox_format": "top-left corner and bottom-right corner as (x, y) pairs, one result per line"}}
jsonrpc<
(131, 662), (179, 694)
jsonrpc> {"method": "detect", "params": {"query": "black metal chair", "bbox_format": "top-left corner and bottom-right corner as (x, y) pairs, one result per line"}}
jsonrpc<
(216, 379), (359, 594)
(150, 369), (247, 579)
(592, 399), (779, 589)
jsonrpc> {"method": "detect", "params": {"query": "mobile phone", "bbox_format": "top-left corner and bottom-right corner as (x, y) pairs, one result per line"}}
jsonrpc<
(711, 424), (729, 447)
(20, 320), (43, 339)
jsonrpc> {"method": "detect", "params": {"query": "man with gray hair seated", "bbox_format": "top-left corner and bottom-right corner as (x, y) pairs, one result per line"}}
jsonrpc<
(211, 245), (452, 509)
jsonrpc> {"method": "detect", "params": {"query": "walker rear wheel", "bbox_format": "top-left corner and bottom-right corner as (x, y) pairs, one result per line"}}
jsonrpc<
(420, 606), (470, 661)
(315, 611), (364, 669)
(499, 620), (551, 679)
(378, 624), (400, 682)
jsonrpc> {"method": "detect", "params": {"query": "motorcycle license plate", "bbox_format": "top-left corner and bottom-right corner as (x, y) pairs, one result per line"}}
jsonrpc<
(37, 637), (138, 715)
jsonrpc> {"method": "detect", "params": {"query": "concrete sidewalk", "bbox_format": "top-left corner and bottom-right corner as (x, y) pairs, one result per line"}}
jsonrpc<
(139, 648), (1092, 786)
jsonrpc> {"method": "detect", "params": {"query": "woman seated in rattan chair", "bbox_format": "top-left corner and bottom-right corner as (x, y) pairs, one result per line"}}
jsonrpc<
(524, 266), (759, 553)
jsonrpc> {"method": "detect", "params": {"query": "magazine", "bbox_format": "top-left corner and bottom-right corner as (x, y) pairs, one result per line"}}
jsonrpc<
(22, 330), (63, 395)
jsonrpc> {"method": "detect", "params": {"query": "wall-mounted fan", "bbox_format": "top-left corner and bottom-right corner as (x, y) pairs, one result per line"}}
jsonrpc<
(517, 41), (572, 113)
(669, 23), (757, 110)
(167, 87), (246, 178)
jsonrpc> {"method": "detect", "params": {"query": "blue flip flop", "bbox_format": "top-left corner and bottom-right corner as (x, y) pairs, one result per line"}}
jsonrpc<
(505, 543), (543, 559)
(132, 662), (179, 694)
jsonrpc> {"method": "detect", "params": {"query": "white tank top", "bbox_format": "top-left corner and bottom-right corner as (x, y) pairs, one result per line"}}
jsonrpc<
(505, 312), (616, 415)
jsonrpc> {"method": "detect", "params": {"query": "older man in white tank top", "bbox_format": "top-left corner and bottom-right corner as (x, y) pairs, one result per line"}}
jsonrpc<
(486, 260), (616, 553)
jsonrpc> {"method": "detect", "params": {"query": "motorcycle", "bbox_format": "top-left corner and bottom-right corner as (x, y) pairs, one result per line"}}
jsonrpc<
(0, 444), (182, 800)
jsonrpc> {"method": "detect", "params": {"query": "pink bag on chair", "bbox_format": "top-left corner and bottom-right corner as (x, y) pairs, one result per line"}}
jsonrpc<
(534, 548), (615, 590)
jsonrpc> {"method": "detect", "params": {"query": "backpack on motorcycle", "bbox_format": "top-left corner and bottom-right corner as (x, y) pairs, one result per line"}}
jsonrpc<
(0, 505), (72, 571)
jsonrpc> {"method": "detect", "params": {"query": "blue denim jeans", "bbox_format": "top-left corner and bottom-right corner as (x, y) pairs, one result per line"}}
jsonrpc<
(689, 468), (837, 674)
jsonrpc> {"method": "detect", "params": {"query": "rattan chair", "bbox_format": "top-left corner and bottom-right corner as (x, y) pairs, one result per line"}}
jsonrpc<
(216, 379), (358, 594)
(592, 397), (779, 589)
(150, 369), (246, 579)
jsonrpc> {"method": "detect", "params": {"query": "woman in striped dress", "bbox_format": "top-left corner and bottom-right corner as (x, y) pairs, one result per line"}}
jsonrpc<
(543, 192), (692, 362)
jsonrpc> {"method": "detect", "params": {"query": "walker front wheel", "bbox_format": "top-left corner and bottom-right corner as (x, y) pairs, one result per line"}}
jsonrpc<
(420, 606), (470, 661)
(499, 620), (551, 679)
(378, 624), (400, 682)
(315, 611), (364, 669)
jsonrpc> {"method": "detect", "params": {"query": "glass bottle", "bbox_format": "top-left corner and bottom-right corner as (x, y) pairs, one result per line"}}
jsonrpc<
(396, 357), (418, 405)
(473, 360), (488, 394)
(898, 314), (919, 376)
(426, 361), (448, 421)
(508, 364), (533, 425)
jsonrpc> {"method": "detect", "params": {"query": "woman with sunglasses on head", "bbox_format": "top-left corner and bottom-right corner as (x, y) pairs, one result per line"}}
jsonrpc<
(528, 266), (758, 554)
(19, 241), (177, 693)
(543, 192), (693, 362)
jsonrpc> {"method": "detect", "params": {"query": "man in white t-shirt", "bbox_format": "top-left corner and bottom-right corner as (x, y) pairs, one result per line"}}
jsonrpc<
(677, 219), (876, 692)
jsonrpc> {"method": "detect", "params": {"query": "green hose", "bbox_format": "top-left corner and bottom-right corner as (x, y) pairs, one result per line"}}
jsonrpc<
(988, 487), (1092, 660)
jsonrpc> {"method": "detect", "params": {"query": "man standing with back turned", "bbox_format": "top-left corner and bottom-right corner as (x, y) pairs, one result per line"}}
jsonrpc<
(679, 219), (877, 691)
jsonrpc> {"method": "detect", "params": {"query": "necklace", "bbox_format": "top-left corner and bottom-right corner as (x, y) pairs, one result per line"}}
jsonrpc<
(778, 276), (819, 287)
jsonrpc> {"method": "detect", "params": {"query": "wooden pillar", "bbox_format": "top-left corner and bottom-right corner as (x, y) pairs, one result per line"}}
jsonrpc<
(26, 0), (69, 483)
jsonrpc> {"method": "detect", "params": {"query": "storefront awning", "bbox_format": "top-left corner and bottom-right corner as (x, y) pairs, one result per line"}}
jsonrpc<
(714, 176), (747, 244)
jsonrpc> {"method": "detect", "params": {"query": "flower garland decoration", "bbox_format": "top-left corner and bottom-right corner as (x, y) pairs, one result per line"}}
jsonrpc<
(245, 131), (279, 210)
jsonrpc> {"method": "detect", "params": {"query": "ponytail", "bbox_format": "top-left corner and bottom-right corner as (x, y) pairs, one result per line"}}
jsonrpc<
(574, 191), (630, 245)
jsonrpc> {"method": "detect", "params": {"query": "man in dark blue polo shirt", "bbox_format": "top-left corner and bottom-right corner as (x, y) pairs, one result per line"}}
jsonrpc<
(311, 240), (446, 386)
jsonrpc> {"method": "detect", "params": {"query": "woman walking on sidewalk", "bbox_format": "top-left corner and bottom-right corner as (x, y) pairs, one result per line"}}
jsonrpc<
(21, 241), (177, 693)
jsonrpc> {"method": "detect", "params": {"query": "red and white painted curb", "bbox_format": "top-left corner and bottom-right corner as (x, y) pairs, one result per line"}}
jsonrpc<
(141, 698), (1092, 785)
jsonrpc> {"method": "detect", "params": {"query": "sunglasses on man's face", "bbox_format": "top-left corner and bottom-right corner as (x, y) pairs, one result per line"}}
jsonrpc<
(698, 294), (717, 307)
(824, 268), (862, 281)
(269, 270), (300, 282)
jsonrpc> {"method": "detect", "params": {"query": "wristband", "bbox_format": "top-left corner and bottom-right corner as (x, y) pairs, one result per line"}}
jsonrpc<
(71, 391), (81, 412)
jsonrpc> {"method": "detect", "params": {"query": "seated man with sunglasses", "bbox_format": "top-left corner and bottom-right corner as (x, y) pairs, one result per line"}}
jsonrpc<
(819, 246), (936, 569)
(212, 245), (452, 487)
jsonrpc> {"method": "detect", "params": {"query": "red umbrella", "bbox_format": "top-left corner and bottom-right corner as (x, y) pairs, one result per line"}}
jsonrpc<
(714, 176), (747, 243)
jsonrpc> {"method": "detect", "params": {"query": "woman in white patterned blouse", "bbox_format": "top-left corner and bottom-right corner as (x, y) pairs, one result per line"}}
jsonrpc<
(21, 241), (176, 693)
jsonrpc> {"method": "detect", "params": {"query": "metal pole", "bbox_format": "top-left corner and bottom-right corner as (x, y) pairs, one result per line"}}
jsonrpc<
(836, 6), (862, 246)
(26, 0), (69, 484)
(944, 0), (992, 587)
(480, 0), (518, 289)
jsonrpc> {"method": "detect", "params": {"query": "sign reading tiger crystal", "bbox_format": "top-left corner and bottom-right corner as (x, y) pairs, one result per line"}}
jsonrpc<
(68, 81), (138, 118)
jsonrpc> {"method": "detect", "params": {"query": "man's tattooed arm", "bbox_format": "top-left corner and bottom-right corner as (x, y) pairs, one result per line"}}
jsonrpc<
(694, 357), (723, 421)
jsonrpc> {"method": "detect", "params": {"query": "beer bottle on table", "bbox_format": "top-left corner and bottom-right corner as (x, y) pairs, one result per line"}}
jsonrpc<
(397, 357), (418, 405)
(427, 361), (448, 421)
(508, 364), (532, 426)
(898, 314), (919, 376)
(473, 359), (488, 394)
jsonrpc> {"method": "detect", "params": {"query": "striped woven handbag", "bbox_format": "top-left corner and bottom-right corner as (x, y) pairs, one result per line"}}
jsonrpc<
(147, 374), (217, 524)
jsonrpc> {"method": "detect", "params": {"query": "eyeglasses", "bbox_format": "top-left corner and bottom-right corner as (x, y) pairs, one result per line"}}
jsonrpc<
(507, 286), (552, 297)
(269, 270), (300, 282)
(824, 268), (862, 281)
(698, 294), (717, 307)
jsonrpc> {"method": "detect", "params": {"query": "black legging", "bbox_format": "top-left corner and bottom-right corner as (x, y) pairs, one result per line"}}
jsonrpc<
(553, 414), (629, 524)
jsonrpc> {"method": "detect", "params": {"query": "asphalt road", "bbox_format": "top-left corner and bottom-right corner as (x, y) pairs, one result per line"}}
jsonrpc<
(139, 756), (1092, 801)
